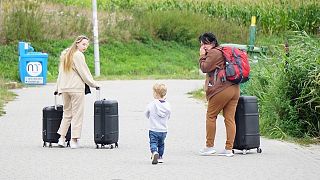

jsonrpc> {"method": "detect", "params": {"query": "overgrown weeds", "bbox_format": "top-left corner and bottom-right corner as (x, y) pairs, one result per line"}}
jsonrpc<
(244, 31), (320, 139)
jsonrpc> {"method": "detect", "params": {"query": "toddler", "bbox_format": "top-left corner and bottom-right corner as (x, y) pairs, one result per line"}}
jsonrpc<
(145, 83), (171, 164)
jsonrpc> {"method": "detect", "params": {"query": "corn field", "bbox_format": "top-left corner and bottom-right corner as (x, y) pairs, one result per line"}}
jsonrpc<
(0, 0), (319, 44)
(50, 0), (320, 35)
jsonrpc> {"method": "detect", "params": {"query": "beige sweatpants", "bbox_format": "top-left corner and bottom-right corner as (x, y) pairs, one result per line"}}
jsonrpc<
(57, 92), (85, 139)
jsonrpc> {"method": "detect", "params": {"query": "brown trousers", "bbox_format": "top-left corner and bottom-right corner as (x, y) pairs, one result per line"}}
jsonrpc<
(57, 92), (85, 139)
(206, 85), (240, 150)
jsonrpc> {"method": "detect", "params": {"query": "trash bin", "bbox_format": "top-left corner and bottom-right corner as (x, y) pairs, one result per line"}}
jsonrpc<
(18, 41), (48, 85)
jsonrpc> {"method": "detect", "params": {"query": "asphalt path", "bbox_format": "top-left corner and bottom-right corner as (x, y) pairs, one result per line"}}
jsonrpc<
(0, 80), (319, 179)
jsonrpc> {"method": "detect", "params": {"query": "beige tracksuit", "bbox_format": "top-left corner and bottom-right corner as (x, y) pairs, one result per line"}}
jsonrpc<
(56, 50), (99, 139)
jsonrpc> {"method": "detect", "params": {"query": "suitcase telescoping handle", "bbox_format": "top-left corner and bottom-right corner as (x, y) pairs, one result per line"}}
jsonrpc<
(96, 87), (101, 101)
(54, 94), (58, 110)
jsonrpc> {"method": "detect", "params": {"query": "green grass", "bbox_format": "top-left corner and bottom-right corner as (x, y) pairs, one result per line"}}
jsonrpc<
(0, 79), (17, 116)
(0, 39), (201, 82)
(95, 40), (200, 79)
(0, 44), (20, 80)
(187, 88), (206, 101)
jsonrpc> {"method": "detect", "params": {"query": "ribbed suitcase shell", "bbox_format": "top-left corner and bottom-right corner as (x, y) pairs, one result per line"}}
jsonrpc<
(233, 96), (261, 153)
(42, 105), (71, 147)
(94, 100), (119, 148)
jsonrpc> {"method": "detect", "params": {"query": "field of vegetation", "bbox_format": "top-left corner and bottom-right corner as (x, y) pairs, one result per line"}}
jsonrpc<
(0, 0), (319, 142)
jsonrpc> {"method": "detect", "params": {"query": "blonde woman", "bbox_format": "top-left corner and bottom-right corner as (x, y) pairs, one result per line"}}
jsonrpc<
(55, 35), (100, 149)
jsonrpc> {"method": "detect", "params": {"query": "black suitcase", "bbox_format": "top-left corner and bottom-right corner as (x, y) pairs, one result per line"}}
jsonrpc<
(42, 103), (71, 148)
(233, 96), (262, 154)
(94, 99), (119, 149)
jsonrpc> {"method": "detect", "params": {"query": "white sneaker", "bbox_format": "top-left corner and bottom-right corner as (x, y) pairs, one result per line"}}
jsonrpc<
(218, 149), (234, 157)
(158, 157), (164, 163)
(70, 140), (79, 149)
(199, 147), (216, 156)
(57, 138), (66, 147)
(151, 152), (159, 165)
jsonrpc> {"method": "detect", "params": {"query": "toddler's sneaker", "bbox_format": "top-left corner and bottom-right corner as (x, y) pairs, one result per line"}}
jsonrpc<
(70, 140), (79, 149)
(151, 152), (159, 165)
(199, 147), (216, 156)
(158, 157), (164, 163)
(218, 149), (234, 157)
(57, 138), (66, 147)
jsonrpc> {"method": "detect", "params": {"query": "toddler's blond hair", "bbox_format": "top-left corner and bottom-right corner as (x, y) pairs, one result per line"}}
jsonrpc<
(153, 83), (167, 98)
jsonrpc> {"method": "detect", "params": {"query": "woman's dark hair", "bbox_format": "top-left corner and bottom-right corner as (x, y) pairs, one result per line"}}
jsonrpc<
(198, 32), (219, 47)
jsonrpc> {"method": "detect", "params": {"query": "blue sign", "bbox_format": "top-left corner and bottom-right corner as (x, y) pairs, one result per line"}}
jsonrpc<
(18, 42), (48, 85)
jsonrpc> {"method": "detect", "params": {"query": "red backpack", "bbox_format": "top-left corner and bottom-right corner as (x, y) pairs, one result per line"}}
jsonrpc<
(216, 47), (250, 84)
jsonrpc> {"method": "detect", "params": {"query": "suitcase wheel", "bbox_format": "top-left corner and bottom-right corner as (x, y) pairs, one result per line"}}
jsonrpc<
(95, 144), (105, 149)
(110, 142), (119, 149)
(43, 142), (46, 147)
(96, 144), (106, 149)
(242, 150), (247, 155)
(49, 143), (52, 148)
(257, 148), (262, 153)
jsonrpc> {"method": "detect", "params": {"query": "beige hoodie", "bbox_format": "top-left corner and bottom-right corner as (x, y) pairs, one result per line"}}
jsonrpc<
(55, 50), (99, 93)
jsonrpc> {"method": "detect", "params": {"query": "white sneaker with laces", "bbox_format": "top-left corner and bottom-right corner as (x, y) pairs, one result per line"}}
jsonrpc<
(70, 140), (79, 149)
(151, 152), (159, 164)
(218, 149), (234, 157)
(199, 147), (216, 156)
(57, 138), (66, 147)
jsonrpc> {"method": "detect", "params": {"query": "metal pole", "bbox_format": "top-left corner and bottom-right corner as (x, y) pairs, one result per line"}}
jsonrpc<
(248, 16), (256, 52)
(92, 0), (100, 77)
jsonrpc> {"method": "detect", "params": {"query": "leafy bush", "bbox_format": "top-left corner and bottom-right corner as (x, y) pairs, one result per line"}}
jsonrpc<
(244, 31), (320, 138)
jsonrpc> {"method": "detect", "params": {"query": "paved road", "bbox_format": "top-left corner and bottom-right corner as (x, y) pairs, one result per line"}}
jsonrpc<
(0, 80), (319, 180)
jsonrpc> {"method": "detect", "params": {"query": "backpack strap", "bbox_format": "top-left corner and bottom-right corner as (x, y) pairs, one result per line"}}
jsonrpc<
(214, 47), (224, 55)
(212, 47), (227, 83)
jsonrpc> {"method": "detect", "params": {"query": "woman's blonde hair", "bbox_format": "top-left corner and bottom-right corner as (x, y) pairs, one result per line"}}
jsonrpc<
(153, 83), (167, 98)
(62, 35), (89, 72)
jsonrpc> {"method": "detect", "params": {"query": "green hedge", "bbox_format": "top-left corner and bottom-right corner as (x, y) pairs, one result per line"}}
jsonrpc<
(244, 31), (320, 138)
